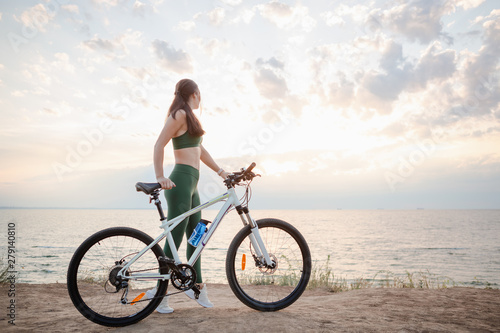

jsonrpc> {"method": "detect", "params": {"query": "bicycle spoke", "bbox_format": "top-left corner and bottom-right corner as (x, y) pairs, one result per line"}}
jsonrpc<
(67, 227), (168, 326)
(227, 219), (311, 311)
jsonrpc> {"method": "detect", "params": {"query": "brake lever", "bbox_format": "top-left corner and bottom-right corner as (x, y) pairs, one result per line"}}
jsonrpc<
(243, 172), (260, 181)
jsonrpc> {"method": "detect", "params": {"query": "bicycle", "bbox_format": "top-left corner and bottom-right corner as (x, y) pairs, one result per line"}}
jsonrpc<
(67, 163), (311, 327)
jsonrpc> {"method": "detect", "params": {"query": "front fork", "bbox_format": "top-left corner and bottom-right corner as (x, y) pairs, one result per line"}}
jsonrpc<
(236, 206), (274, 267)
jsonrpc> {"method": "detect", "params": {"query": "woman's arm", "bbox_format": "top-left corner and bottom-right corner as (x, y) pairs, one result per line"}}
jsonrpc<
(153, 113), (183, 189)
(200, 144), (229, 179)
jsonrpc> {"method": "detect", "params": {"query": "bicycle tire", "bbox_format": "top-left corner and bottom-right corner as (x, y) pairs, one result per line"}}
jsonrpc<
(67, 227), (168, 327)
(226, 218), (311, 311)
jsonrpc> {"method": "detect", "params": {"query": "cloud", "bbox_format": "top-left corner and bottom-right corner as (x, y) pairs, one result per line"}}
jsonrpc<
(82, 36), (118, 52)
(476, 8), (500, 22)
(203, 38), (229, 57)
(322, 3), (371, 28)
(379, 0), (455, 44)
(256, 57), (284, 70)
(11, 90), (26, 97)
(380, 41), (405, 71)
(207, 7), (225, 26)
(23, 61), (52, 85)
(151, 39), (193, 74)
(80, 30), (143, 62)
(252, 57), (307, 120)
(175, 20), (196, 31)
(321, 11), (345, 27)
(357, 42), (412, 113)
(131, 0), (161, 17)
(120, 66), (150, 80)
(254, 68), (287, 100)
(448, 13), (500, 119)
(454, 0), (485, 10)
(41, 107), (59, 115)
(51, 52), (76, 73)
(188, 37), (229, 58)
(196, 5), (253, 27)
(92, 0), (122, 7)
(14, 3), (56, 33)
(220, 0), (242, 5)
(61, 5), (79, 14)
(326, 71), (356, 109)
(364, 41), (457, 101)
(231, 8), (255, 24)
(413, 42), (456, 89)
(256, 2), (316, 32)
(253, 57), (288, 100)
(1, 1), (498, 211)
(133, 0), (147, 17)
(307, 30), (462, 118)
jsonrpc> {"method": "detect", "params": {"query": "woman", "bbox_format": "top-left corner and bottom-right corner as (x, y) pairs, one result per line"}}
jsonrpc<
(151, 79), (228, 313)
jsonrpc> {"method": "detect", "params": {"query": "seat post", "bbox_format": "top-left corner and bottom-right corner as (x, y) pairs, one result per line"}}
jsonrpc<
(150, 191), (167, 221)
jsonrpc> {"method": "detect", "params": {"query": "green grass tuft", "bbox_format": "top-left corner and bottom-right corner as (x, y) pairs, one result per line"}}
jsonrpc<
(0, 263), (9, 283)
(0, 257), (12, 284)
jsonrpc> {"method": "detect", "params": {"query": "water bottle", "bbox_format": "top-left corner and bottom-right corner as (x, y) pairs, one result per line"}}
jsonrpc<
(188, 220), (209, 247)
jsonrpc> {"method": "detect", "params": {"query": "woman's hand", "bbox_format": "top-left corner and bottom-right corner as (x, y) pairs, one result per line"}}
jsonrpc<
(219, 171), (230, 179)
(157, 176), (176, 190)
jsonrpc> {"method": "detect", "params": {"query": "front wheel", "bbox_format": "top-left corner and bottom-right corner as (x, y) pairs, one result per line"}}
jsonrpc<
(67, 227), (168, 327)
(226, 218), (311, 311)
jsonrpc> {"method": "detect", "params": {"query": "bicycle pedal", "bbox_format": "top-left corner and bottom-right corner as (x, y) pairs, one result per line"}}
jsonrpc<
(191, 285), (201, 299)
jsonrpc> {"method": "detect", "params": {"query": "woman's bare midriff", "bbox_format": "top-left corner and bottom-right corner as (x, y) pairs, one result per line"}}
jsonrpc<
(173, 147), (201, 170)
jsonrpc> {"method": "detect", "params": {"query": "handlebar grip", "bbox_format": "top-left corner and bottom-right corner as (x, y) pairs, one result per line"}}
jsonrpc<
(245, 162), (256, 174)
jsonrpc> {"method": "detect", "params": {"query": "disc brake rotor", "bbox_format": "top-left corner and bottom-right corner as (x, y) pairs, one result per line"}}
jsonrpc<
(249, 243), (278, 275)
(257, 253), (278, 274)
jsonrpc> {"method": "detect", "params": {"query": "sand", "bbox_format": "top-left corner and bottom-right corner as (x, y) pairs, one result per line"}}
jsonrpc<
(1, 283), (499, 332)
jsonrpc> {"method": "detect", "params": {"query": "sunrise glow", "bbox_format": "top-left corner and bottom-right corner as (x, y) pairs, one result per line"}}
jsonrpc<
(0, 1), (499, 209)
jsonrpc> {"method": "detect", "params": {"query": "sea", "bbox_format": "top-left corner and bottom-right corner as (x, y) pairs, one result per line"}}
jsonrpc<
(1, 209), (499, 287)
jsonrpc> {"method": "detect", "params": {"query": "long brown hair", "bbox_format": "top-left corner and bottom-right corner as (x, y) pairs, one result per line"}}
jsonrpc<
(167, 79), (205, 136)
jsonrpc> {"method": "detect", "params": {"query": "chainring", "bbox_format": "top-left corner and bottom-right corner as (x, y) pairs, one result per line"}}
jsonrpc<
(170, 264), (197, 291)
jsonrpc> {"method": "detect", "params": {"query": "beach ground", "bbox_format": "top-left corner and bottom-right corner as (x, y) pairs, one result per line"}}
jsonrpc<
(1, 283), (499, 332)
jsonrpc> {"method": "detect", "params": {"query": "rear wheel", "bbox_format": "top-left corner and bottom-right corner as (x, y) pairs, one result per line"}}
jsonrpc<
(67, 227), (168, 327)
(226, 218), (311, 311)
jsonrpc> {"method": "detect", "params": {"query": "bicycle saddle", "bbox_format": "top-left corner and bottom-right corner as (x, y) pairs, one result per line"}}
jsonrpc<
(135, 182), (161, 195)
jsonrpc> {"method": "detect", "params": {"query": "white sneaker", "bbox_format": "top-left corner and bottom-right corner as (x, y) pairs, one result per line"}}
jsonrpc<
(146, 287), (174, 313)
(145, 287), (157, 299)
(184, 284), (213, 308)
(156, 296), (174, 314)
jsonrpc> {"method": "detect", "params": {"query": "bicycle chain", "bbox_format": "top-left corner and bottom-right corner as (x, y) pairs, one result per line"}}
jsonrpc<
(118, 267), (192, 304)
(127, 267), (158, 273)
(123, 289), (187, 304)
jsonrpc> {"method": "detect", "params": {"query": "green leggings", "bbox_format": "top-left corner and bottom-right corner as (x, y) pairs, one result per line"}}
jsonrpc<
(164, 164), (203, 283)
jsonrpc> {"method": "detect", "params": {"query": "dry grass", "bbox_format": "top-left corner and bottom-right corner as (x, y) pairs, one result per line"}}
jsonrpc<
(306, 256), (463, 292)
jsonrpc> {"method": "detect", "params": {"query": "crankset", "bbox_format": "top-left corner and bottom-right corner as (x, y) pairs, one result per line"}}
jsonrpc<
(158, 256), (199, 296)
(170, 264), (197, 291)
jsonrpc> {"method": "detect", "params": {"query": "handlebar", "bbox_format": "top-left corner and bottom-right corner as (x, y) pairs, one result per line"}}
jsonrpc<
(226, 162), (259, 187)
(136, 162), (259, 195)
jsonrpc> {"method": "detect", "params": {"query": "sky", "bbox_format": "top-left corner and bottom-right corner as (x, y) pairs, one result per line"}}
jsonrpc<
(0, 0), (499, 210)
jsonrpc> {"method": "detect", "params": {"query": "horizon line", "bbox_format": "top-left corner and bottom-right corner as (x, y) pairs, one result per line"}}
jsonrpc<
(1, 207), (499, 210)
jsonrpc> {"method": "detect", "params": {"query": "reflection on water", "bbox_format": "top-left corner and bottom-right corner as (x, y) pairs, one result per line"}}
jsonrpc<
(1, 209), (499, 287)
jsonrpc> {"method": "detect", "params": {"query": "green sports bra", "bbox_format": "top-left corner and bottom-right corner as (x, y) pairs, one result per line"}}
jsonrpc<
(172, 131), (203, 150)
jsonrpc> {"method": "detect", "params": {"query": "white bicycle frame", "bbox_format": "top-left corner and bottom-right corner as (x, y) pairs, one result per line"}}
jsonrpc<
(117, 186), (272, 281)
